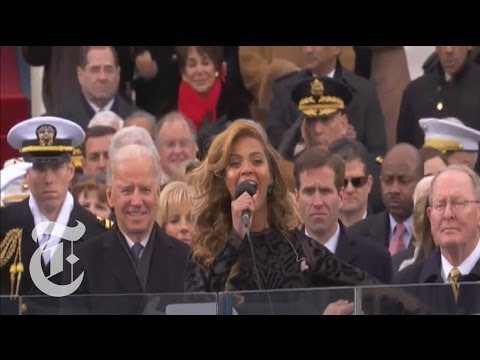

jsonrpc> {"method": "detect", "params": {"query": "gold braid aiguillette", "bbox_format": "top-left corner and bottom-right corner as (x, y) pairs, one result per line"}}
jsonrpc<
(0, 228), (23, 298)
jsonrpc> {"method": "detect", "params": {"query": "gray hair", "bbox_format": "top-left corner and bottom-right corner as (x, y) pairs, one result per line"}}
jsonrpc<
(109, 126), (159, 159)
(88, 110), (124, 130)
(107, 143), (161, 186)
(429, 164), (480, 205)
(156, 111), (197, 144)
(125, 111), (157, 136)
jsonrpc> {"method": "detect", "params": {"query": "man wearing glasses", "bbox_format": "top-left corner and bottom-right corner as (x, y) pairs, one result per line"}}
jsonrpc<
(294, 146), (393, 283)
(395, 164), (480, 314)
(329, 139), (376, 228)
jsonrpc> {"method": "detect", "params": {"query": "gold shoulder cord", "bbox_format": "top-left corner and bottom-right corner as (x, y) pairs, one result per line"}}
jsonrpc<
(0, 228), (23, 298)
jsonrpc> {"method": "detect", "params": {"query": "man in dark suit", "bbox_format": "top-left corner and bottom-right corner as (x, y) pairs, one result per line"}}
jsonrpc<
(397, 46), (480, 157)
(63, 142), (189, 315)
(293, 146), (392, 283)
(267, 46), (386, 160)
(49, 46), (137, 130)
(348, 144), (424, 272)
(1, 116), (109, 314)
(329, 139), (379, 228)
(394, 165), (480, 314)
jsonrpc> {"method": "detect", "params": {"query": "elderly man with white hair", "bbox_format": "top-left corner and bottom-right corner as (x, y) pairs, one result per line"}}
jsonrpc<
(395, 165), (480, 314)
(155, 111), (197, 186)
(63, 141), (189, 314)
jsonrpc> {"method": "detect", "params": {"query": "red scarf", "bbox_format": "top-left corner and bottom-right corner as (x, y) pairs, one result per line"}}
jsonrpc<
(177, 78), (222, 130)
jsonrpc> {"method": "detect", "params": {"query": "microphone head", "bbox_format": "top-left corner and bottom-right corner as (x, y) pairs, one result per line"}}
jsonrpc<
(235, 181), (258, 199)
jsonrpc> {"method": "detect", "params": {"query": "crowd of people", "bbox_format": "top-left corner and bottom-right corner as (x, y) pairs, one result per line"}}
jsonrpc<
(1, 46), (479, 315)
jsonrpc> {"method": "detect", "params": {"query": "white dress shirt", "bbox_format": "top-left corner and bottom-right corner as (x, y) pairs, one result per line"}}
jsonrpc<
(29, 191), (74, 264)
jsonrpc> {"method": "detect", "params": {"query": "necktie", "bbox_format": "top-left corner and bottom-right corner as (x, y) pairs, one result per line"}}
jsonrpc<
(131, 243), (144, 263)
(389, 223), (406, 255)
(448, 267), (462, 302)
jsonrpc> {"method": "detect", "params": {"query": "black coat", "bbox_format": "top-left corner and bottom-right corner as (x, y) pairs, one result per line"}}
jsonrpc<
(334, 223), (393, 283)
(394, 248), (480, 314)
(61, 223), (189, 315)
(347, 211), (415, 272)
(132, 46), (181, 119)
(0, 197), (107, 314)
(266, 63), (386, 159)
(49, 93), (137, 130)
(397, 60), (480, 149)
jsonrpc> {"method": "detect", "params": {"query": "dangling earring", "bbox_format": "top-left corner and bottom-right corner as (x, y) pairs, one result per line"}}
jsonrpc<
(267, 181), (276, 195)
(215, 71), (219, 78)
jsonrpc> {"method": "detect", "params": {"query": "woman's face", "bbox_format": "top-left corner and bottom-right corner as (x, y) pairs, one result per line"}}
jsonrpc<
(78, 189), (111, 219)
(224, 136), (273, 213)
(164, 200), (193, 244)
(181, 47), (217, 96)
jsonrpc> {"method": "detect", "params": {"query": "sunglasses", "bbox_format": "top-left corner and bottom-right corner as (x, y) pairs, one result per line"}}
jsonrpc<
(344, 176), (368, 188)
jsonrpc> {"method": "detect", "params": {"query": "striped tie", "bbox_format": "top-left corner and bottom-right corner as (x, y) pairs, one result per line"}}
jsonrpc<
(448, 267), (462, 302)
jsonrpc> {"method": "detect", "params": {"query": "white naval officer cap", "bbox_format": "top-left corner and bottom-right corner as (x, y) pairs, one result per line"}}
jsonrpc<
(7, 116), (85, 163)
(419, 117), (480, 153)
(0, 158), (32, 206)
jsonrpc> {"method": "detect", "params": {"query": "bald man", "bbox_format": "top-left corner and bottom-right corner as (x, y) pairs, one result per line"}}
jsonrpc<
(348, 144), (424, 270)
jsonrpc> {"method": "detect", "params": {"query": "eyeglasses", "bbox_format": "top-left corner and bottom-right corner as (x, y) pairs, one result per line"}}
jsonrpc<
(431, 199), (480, 213)
(343, 176), (368, 188)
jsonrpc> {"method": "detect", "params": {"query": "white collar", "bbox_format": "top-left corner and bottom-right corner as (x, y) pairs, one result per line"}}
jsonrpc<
(441, 238), (480, 282)
(29, 191), (74, 263)
(305, 222), (340, 254)
(389, 213), (413, 239)
(87, 98), (114, 113)
(123, 232), (150, 249)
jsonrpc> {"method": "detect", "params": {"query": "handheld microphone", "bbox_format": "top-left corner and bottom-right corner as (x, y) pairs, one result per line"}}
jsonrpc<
(234, 181), (258, 229)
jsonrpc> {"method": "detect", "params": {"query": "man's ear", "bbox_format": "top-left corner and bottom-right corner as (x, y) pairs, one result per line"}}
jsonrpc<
(300, 119), (307, 142)
(66, 162), (75, 183)
(106, 185), (114, 208)
(77, 66), (84, 87)
(366, 174), (373, 193)
(338, 185), (345, 207)
(340, 114), (348, 135)
(294, 188), (299, 205)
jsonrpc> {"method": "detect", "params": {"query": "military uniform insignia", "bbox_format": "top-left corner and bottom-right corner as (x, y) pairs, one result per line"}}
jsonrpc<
(293, 76), (352, 119)
(376, 156), (384, 165)
(71, 147), (84, 170)
(36, 124), (57, 146)
(96, 215), (114, 229)
(311, 78), (324, 97)
(0, 228), (23, 298)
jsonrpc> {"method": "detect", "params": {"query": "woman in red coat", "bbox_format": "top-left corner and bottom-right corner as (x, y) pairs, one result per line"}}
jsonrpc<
(176, 46), (251, 158)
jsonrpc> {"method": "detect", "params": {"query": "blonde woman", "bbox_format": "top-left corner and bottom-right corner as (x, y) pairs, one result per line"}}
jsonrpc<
(398, 176), (435, 271)
(156, 181), (194, 244)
